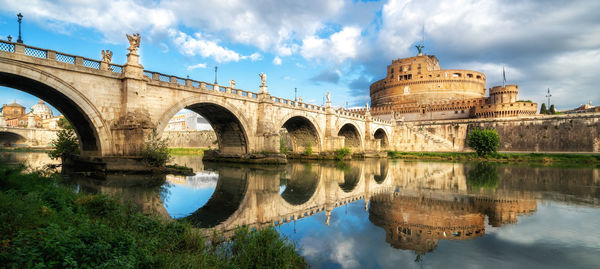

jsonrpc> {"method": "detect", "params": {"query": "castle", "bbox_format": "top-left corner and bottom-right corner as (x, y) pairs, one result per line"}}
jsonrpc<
(348, 51), (538, 121)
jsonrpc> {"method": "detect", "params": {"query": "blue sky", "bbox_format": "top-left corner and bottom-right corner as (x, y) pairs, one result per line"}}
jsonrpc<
(1, 0), (599, 116)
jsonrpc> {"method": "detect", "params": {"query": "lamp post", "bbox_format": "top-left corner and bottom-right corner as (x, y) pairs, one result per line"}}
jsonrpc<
(17, 13), (23, 44)
(214, 66), (218, 85)
(294, 87), (297, 101)
(545, 88), (552, 107)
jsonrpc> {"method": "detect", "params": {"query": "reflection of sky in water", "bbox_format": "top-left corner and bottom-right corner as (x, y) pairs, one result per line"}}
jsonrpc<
(163, 171), (218, 218)
(276, 200), (600, 269)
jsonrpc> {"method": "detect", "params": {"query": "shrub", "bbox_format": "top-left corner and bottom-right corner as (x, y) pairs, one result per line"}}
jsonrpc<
(304, 142), (313, 155)
(467, 128), (500, 157)
(48, 121), (80, 160)
(141, 129), (171, 167)
(279, 137), (289, 154)
(335, 147), (351, 160)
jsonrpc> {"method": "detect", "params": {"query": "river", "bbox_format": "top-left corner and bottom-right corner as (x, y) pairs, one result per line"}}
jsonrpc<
(3, 152), (600, 269)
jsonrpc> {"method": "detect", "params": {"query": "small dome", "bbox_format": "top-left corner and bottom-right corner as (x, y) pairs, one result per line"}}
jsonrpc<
(31, 100), (53, 119)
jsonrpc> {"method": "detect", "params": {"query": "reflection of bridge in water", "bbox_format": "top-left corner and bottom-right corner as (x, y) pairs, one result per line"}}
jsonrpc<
(72, 159), (600, 252)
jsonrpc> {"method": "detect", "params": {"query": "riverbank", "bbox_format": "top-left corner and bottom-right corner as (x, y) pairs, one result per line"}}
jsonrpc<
(387, 151), (600, 165)
(169, 147), (207, 156)
(0, 161), (307, 268)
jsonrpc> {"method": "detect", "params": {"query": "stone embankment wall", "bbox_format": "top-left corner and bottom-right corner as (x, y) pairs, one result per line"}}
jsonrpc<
(402, 113), (600, 152)
(162, 130), (217, 148)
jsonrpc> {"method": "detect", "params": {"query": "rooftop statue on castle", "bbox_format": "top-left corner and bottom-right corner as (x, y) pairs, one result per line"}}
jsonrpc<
(229, 79), (236, 89)
(326, 92), (331, 103)
(126, 33), (141, 53)
(415, 44), (424, 56)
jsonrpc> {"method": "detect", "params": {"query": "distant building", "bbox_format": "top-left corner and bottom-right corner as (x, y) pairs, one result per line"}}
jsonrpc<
(166, 112), (212, 131)
(346, 52), (538, 121)
(0, 100), (62, 129)
(561, 103), (600, 114)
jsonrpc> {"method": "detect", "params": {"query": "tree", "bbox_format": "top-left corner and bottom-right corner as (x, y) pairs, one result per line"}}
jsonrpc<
(467, 128), (500, 157)
(48, 120), (80, 159)
(540, 103), (548, 114)
(549, 104), (556, 114)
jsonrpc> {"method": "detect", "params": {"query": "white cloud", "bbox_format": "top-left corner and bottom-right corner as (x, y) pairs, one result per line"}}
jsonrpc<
(186, 63), (207, 70)
(169, 30), (241, 63)
(241, 52), (263, 61)
(301, 26), (362, 64)
(163, 0), (345, 53)
(272, 56), (282, 65)
(0, 0), (177, 42)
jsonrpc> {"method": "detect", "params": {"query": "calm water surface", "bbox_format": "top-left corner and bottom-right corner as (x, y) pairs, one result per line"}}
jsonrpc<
(6, 152), (600, 269)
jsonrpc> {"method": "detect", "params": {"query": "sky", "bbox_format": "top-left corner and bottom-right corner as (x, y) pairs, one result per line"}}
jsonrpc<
(0, 0), (599, 116)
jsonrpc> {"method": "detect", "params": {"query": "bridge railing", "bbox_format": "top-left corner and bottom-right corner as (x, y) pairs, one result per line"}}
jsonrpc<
(143, 69), (260, 99)
(270, 96), (327, 112)
(0, 39), (124, 74)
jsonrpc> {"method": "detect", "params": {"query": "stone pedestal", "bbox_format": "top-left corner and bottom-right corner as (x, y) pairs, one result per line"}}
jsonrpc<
(259, 85), (268, 94)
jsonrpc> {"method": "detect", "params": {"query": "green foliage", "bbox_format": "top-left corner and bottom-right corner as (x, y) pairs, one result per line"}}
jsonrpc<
(467, 128), (500, 157)
(335, 147), (352, 160)
(48, 120), (80, 160)
(141, 129), (171, 167)
(540, 103), (548, 114)
(549, 104), (556, 114)
(168, 147), (206, 156)
(280, 137), (289, 154)
(0, 161), (307, 268)
(223, 227), (307, 268)
(467, 162), (500, 189)
(304, 142), (313, 155)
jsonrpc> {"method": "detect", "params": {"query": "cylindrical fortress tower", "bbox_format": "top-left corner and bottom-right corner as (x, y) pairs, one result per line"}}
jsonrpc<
(489, 85), (518, 104)
(369, 55), (486, 107)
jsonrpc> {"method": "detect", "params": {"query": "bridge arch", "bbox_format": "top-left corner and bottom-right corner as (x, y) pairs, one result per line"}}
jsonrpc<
(374, 128), (390, 149)
(277, 114), (323, 153)
(0, 59), (110, 156)
(0, 131), (27, 146)
(337, 122), (363, 151)
(156, 95), (253, 154)
(280, 163), (320, 205)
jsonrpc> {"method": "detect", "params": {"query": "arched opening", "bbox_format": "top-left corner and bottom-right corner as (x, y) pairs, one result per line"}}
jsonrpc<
(0, 131), (27, 147)
(374, 160), (389, 184)
(338, 163), (360, 192)
(182, 103), (246, 154)
(280, 163), (319, 205)
(338, 123), (362, 150)
(184, 163), (249, 228)
(281, 116), (321, 153)
(374, 128), (389, 149)
(0, 72), (102, 156)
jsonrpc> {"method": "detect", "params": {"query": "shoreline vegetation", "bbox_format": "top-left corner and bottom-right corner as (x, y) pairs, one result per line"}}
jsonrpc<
(0, 161), (307, 268)
(168, 147), (207, 156)
(386, 151), (600, 165)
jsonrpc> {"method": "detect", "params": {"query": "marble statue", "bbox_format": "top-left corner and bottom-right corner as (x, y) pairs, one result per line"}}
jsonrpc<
(126, 33), (141, 52)
(101, 50), (113, 63)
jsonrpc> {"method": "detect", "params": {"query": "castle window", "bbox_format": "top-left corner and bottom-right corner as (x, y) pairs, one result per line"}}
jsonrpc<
(461, 110), (465, 113)
(391, 68), (394, 73)
(437, 74), (440, 77)
(428, 75), (432, 78)
(455, 111), (458, 114)
(476, 75), (481, 79)
(467, 74), (473, 78)
(452, 73), (461, 78)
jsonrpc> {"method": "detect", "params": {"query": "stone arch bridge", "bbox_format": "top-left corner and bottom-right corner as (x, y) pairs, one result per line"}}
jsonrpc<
(0, 39), (393, 159)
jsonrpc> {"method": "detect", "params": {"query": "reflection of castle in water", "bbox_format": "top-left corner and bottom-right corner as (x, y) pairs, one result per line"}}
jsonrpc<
(369, 192), (537, 254)
(70, 158), (600, 250)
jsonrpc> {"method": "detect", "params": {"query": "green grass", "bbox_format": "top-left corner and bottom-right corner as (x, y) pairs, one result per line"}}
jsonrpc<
(168, 147), (207, 156)
(0, 161), (307, 268)
(386, 151), (600, 166)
